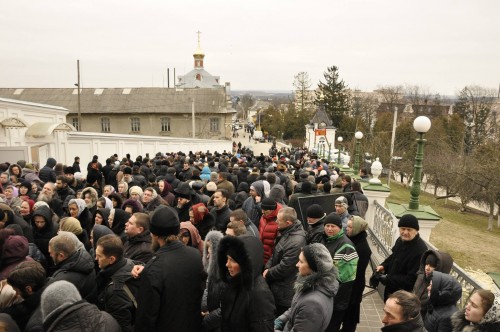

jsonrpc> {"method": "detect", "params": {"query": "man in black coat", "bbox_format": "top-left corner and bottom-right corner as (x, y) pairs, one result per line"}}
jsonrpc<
(39, 157), (57, 184)
(95, 234), (136, 332)
(133, 206), (204, 332)
(123, 212), (153, 264)
(381, 290), (426, 332)
(376, 214), (428, 301)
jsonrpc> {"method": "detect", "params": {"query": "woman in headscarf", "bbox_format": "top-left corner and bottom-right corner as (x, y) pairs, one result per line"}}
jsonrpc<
(117, 181), (129, 200)
(59, 217), (91, 252)
(107, 193), (123, 209)
(81, 187), (99, 216)
(179, 221), (204, 255)
(107, 208), (129, 243)
(451, 289), (500, 332)
(102, 185), (115, 198)
(157, 179), (175, 206)
(343, 215), (372, 332)
(92, 208), (111, 228)
(19, 198), (35, 223)
(189, 203), (216, 240)
(31, 205), (59, 264)
(67, 198), (93, 234)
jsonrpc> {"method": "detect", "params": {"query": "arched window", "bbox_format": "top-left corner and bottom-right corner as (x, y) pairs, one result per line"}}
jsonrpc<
(196, 74), (201, 81)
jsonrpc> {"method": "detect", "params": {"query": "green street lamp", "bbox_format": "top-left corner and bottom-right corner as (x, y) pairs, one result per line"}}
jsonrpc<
(337, 136), (343, 164)
(409, 116), (431, 210)
(353, 131), (363, 175)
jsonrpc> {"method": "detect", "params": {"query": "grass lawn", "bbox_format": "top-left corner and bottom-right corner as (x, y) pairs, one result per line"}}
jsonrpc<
(385, 181), (500, 273)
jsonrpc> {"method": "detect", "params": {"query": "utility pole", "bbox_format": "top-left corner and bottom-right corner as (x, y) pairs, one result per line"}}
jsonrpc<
(76, 60), (81, 131)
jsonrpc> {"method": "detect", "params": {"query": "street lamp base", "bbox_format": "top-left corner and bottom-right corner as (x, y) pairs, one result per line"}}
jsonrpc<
(386, 203), (441, 221)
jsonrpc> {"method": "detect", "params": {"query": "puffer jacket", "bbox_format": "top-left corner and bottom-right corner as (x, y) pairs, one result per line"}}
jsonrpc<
(259, 203), (283, 264)
(451, 294), (500, 332)
(217, 236), (275, 332)
(265, 220), (306, 308)
(48, 248), (97, 303)
(279, 267), (339, 332)
(424, 271), (462, 332)
(43, 299), (120, 332)
(414, 249), (454, 317)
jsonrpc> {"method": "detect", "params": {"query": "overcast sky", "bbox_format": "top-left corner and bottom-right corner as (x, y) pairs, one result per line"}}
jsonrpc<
(1, 0), (499, 96)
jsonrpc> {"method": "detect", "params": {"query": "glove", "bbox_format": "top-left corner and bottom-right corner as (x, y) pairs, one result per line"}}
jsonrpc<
(274, 318), (284, 330)
(379, 274), (388, 286)
(369, 273), (380, 288)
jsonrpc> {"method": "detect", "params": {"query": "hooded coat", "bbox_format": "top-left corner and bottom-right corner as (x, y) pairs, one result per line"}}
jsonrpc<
(39, 158), (57, 183)
(424, 271), (462, 332)
(93, 208), (111, 228)
(31, 205), (59, 261)
(200, 166), (212, 182)
(241, 180), (270, 227)
(451, 294), (500, 332)
(0, 203), (35, 243)
(217, 236), (276, 332)
(232, 182), (249, 209)
(414, 249), (454, 317)
(201, 231), (226, 332)
(279, 268), (339, 332)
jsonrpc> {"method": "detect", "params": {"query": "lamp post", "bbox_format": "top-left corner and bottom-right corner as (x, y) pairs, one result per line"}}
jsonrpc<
(409, 116), (431, 210)
(337, 136), (343, 164)
(353, 131), (363, 175)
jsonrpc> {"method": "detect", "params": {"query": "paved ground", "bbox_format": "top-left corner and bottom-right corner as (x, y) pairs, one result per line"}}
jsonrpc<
(358, 267), (385, 331)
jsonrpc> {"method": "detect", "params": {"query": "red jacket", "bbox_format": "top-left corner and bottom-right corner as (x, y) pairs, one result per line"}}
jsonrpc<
(259, 203), (282, 264)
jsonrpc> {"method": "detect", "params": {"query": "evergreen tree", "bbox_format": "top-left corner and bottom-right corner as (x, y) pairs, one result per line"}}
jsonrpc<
(316, 66), (351, 127)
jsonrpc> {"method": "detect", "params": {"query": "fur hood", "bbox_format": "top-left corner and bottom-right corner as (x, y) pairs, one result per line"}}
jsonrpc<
(202, 230), (224, 279)
(217, 235), (264, 290)
(81, 187), (98, 208)
(294, 268), (339, 298)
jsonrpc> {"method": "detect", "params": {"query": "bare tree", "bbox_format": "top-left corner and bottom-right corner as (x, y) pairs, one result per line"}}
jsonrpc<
(293, 72), (313, 113)
(240, 94), (255, 121)
(455, 85), (496, 155)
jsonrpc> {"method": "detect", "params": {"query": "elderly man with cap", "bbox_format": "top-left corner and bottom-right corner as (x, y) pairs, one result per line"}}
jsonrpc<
(334, 196), (352, 230)
(132, 206), (204, 332)
(376, 214), (427, 301)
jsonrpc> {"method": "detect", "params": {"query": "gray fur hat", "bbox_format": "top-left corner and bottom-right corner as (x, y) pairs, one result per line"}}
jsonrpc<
(302, 243), (334, 273)
(41, 280), (81, 321)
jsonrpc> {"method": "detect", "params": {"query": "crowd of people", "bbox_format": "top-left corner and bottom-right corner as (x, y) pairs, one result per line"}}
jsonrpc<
(0, 149), (498, 332)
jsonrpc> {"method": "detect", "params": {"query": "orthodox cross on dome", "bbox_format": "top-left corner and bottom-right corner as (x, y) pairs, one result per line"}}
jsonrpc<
(193, 30), (205, 68)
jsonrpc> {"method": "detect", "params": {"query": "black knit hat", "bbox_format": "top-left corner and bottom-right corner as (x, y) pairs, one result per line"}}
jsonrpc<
(324, 213), (342, 229)
(398, 214), (419, 230)
(307, 204), (324, 219)
(123, 167), (132, 175)
(261, 198), (277, 211)
(150, 206), (180, 236)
